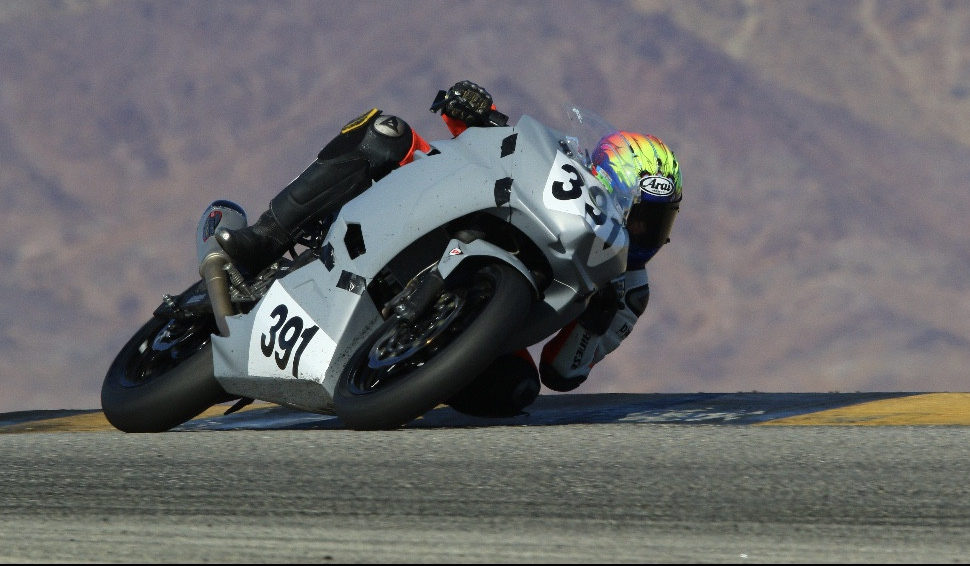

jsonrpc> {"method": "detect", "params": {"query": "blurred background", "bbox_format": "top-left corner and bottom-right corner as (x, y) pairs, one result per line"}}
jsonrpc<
(2, 0), (968, 412)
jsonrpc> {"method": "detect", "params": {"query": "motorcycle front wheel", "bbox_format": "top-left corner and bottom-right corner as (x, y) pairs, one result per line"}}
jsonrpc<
(101, 315), (233, 433)
(334, 262), (533, 430)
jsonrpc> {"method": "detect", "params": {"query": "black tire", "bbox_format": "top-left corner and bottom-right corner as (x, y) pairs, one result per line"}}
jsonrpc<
(448, 353), (541, 418)
(101, 315), (233, 433)
(335, 262), (533, 430)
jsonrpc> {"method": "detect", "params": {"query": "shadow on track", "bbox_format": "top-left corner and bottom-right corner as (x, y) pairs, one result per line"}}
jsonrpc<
(172, 392), (912, 431)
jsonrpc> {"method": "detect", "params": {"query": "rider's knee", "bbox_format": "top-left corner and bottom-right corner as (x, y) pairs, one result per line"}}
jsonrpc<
(318, 109), (415, 181)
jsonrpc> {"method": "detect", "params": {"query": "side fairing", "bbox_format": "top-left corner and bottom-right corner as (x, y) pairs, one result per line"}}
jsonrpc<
(211, 125), (528, 411)
(212, 254), (384, 412)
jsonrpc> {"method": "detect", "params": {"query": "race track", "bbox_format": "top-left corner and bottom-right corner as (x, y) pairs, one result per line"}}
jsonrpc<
(1, 393), (969, 563)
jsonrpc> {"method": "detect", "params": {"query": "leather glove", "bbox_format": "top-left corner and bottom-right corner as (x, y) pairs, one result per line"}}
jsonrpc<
(440, 80), (494, 126)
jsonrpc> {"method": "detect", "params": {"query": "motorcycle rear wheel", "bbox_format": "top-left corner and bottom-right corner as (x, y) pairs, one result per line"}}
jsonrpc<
(448, 353), (541, 418)
(334, 262), (533, 430)
(101, 315), (233, 433)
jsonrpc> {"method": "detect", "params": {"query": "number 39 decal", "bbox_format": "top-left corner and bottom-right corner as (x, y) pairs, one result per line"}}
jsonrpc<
(248, 285), (337, 382)
(541, 151), (627, 266)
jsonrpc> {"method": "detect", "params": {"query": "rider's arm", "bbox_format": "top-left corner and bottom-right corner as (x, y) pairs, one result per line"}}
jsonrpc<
(539, 268), (650, 390)
(441, 112), (490, 137)
(431, 80), (508, 137)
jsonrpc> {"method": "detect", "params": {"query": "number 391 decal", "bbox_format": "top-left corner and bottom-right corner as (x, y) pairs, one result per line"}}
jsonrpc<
(541, 151), (627, 266)
(259, 304), (319, 377)
(248, 285), (337, 382)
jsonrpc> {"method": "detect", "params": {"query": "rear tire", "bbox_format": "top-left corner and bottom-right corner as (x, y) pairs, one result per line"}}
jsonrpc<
(101, 316), (232, 433)
(448, 353), (541, 418)
(334, 262), (533, 430)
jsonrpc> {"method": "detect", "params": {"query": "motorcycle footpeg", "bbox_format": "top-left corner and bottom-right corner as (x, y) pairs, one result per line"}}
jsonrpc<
(224, 262), (255, 299)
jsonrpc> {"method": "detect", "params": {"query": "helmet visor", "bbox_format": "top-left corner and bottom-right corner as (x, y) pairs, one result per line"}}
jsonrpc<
(627, 200), (680, 258)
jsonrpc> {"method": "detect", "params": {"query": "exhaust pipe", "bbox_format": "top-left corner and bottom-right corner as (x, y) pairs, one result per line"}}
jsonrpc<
(196, 200), (248, 336)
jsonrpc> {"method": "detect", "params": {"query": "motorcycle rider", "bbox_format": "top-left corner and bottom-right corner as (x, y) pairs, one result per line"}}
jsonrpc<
(216, 80), (682, 406)
(537, 128), (681, 393)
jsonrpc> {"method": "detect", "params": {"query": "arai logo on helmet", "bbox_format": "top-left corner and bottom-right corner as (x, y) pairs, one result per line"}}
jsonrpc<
(639, 175), (674, 197)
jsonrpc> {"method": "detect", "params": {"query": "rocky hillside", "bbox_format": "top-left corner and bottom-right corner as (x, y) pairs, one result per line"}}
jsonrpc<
(1, 0), (968, 411)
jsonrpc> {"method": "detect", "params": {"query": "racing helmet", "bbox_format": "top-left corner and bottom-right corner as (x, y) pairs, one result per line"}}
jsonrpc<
(591, 131), (681, 266)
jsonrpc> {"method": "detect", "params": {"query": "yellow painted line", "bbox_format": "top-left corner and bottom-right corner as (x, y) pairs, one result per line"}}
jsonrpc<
(0, 402), (278, 434)
(758, 393), (970, 426)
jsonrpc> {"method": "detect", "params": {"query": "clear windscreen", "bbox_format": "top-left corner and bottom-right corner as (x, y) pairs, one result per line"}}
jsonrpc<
(555, 104), (637, 219)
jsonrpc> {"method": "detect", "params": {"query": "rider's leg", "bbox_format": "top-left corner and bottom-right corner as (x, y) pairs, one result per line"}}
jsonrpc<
(216, 109), (424, 275)
(214, 154), (372, 275)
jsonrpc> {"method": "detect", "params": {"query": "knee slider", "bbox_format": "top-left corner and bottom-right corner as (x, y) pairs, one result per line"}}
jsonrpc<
(317, 110), (414, 181)
(360, 114), (416, 179)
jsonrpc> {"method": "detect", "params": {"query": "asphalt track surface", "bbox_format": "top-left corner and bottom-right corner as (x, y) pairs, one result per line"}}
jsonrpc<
(2, 393), (969, 563)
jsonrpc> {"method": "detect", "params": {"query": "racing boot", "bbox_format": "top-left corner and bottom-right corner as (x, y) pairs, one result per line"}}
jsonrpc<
(215, 154), (372, 275)
(213, 208), (291, 276)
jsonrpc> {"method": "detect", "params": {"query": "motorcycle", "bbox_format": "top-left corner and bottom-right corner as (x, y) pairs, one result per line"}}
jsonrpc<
(101, 105), (638, 432)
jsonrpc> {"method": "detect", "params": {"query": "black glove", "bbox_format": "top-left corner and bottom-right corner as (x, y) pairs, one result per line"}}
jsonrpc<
(435, 80), (494, 127)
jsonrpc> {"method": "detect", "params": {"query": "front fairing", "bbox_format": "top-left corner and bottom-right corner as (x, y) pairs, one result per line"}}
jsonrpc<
(497, 113), (631, 344)
(512, 112), (632, 265)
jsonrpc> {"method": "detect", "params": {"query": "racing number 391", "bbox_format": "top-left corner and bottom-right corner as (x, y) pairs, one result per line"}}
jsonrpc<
(260, 304), (319, 377)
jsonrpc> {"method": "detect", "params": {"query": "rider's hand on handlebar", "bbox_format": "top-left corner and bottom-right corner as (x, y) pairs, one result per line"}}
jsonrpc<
(439, 80), (494, 127)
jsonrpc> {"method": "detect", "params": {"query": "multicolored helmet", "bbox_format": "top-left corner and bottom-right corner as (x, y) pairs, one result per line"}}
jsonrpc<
(591, 131), (682, 266)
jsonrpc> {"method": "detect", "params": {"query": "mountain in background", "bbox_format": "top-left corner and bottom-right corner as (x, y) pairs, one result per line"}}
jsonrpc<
(1, 0), (968, 412)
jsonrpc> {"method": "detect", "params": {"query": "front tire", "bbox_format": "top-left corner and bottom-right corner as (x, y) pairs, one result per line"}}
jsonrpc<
(334, 262), (533, 430)
(101, 316), (232, 432)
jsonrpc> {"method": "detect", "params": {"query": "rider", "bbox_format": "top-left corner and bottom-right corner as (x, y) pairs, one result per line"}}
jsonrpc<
(216, 80), (682, 399)
(538, 128), (681, 393)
